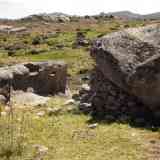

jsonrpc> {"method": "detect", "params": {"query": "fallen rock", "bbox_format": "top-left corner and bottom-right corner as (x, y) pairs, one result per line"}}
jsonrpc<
(88, 123), (98, 129)
(0, 95), (7, 104)
(90, 24), (160, 111)
(1, 111), (7, 116)
(64, 99), (75, 105)
(11, 91), (50, 107)
(81, 84), (90, 92)
(33, 144), (48, 160)
(46, 107), (62, 116)
(36, 111), (46, 117)
(79, 103), (92, 113)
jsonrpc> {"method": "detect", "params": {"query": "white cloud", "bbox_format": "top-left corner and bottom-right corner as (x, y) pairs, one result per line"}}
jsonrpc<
(0, 0), (160, 19)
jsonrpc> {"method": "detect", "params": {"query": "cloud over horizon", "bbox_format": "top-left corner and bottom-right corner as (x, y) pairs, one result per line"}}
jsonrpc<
(0, 0), (160, 19)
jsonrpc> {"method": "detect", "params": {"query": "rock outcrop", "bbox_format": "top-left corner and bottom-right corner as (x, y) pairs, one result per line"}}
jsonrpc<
(79, 24), (160, 121)
(0, 61), (67, 103)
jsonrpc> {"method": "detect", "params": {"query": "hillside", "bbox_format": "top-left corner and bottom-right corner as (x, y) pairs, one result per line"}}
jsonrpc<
(105, 11), (142, 19)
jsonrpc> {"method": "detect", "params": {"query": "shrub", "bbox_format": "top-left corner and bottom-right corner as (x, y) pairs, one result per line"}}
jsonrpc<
(8, 50), (16, 57)
(32, 36), (43, 45)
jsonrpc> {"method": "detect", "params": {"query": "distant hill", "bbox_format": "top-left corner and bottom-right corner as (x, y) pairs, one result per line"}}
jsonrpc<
(20, 12), (71, 22)
(143, 12), (160, 20)
(2, 11), (160, 22)
(105, 11), (160, 20)
(105, 11), (142, 20)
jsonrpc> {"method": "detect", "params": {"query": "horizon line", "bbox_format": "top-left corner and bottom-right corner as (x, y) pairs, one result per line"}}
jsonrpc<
(0, 10), (160, 20)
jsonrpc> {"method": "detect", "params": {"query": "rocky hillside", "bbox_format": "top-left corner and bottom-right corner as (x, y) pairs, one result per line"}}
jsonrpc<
(105, 11), (142, 20)
(20, 12), (71, 22)
(144, 12), (160, 20)
(101, 11), (160, 20)
(1, 11), (160, 23)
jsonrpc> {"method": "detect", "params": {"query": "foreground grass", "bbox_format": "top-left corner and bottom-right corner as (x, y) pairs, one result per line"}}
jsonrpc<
(27, 114), (146, 160)
(0, 95), (158, 160)
(0, 109), (147, 159)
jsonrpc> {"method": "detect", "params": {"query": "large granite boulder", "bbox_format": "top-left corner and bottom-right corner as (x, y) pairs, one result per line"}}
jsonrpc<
(0, 61), (67, 103)
(90, 24), (160, 111)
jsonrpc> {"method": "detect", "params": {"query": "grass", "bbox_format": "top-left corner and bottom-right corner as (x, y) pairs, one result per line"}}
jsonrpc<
(27, 113), (145, 160)
(0, 95), (156, 160)
(0, 48), (94, 77)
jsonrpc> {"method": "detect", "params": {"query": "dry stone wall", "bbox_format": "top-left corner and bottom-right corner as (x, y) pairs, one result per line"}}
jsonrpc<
(0, 61), (67, 103)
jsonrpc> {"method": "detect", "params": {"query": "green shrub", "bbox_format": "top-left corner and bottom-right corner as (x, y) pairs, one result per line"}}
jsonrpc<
(32, 36), (43, 45)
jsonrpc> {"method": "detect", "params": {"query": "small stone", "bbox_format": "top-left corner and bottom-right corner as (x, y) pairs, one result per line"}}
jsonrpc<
(1, 112), (7, 116)
(66, 106), (74, 112)
(0, 95), (6, 105)
(27, 87), (34, 92)
(79, 103), (91, 108)
(81, 75), (90, 81)
(82, 84), (90, 91)
(150, 140), (156, 144)
(88, 123), (98, 129)
(79, 103), (92, 113)
(5, 106), (12, 113)
(131, 133), (136, 137)
(36, 111), (45, 117)
(46, 107), (62, 116)
(34, 144), (48, 153)
(33, 144), (48, 159)
(64, 99), (75, 105)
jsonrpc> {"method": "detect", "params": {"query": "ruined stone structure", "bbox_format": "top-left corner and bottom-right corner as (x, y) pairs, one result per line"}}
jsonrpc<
(80, 24), (160, 121)
(0, 61), (67, 103)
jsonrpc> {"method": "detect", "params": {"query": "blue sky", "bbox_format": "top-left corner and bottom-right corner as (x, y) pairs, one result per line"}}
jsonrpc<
(0, 0), (160, 19)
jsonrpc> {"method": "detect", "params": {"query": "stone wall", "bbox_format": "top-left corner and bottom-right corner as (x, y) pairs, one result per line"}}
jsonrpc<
(0, 61), (67, 103)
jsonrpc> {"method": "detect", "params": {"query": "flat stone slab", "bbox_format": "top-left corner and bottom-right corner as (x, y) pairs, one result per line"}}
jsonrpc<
(11, 91), (50, 107)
